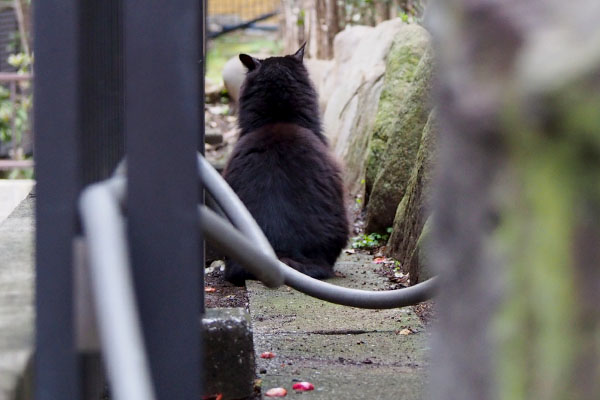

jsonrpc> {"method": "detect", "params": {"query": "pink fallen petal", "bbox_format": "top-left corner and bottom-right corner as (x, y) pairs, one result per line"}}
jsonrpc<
(260, 351), (276, 359)
(265, 387), (287, 397)
(292, 381), (315, 391)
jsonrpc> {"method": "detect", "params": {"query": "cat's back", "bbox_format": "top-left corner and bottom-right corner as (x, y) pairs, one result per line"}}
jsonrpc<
(226, 122), (333, 172)
(223, 122), (343, 202)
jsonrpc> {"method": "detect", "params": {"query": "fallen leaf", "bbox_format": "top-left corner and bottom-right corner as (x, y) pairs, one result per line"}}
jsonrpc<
(265, 387), (287, 397)
(292, 381), (315, 391)
(399, 328), (414, 335)
(202, 394), (222, 400)
(204, 287), (217, 293)
(373, 257), (386, 264)
(344, 248), (356, 254)
(260, 351), (276, 359)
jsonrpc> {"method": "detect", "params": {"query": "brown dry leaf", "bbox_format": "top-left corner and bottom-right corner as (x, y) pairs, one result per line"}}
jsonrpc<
(204, 287), (217, 293)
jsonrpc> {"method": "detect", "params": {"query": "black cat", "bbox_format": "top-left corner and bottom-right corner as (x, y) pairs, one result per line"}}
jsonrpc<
(223, 44), (349, 285)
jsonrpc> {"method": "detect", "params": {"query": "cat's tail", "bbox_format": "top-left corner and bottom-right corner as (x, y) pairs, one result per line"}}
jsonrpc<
(279, 256), (334, 280)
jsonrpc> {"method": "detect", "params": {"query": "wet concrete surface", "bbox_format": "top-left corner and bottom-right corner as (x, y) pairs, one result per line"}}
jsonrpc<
(0, 195), (34, 399)
(248, 253), (430, 399)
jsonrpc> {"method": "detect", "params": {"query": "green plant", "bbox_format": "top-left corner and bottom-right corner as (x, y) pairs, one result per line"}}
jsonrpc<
(0, 52), (32, 146)
(0, 85), (30, 144)
(351, 227), (393, 249)
(8, 52), (32, 73)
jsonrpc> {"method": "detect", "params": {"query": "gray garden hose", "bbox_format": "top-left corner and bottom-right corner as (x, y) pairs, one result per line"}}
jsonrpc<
(197, 155), (275, 258)
(108, 155), (438, 307)
(200, 205), (437, 309)
(111, 159), (285, 288)
(79, 180), (156, 400)
(197, 153), (438, 309)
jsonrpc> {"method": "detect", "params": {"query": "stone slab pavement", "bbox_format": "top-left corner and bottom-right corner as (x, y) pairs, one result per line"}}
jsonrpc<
(0, 180), (34, 224)
(247, 252), (430, 400)
(0, 194), (34, 400)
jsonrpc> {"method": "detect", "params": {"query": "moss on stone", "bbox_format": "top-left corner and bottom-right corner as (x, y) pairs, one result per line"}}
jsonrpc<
(364, 25), (431, 197)
(385, 111), (437, 283)
(365, 47), (434, 232)
(406, 215), (433, 284)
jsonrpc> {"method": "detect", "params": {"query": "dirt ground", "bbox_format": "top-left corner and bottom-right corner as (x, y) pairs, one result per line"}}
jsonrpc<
(204, 261), (249, 309)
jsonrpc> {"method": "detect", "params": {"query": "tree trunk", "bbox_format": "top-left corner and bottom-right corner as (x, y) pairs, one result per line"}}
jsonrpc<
(315, 0), (328, 59)
(428, 0), (600, 399)
(281, 0), (341, 59)
(282, 0), (300, 55)
(337, 0), (346, 30)
(375, 0), (391, 25)
(325, 0), (340, 58)
(13, 0), (30, 55)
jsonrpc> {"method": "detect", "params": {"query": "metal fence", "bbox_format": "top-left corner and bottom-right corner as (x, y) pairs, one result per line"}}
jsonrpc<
(207, 0), (279, 37)
(208, 0), (278, 22)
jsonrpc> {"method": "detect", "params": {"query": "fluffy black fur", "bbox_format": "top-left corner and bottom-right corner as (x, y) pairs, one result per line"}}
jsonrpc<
(223, 45), (349, 285)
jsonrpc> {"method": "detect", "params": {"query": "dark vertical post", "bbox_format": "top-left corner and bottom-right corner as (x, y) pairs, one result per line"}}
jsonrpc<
(199, 0), (207, 314)
(125, 1), (202, 399)
(78, 1), (125, 394)
(34, 1), (82, 399)
(80, 0), (125, 185)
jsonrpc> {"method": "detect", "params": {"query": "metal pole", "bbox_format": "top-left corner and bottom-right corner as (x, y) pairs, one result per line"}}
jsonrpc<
(124, 1), (202, 398)
(34, 0), (81, 398)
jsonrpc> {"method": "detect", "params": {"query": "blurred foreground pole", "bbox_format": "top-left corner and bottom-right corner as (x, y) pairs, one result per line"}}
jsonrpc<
(427, 0), (600, 399)
(125, 1), (202, 399)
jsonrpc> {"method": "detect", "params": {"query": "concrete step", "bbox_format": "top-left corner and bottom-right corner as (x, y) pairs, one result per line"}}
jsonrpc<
(0, 194), (34, 400)
(0, 180), (34, 224)
(247, 253), (430, 400)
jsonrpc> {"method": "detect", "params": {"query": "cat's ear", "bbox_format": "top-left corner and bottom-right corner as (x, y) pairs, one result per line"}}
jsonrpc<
(293, 42), (306, 62)
(239, 54), (260, 71)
